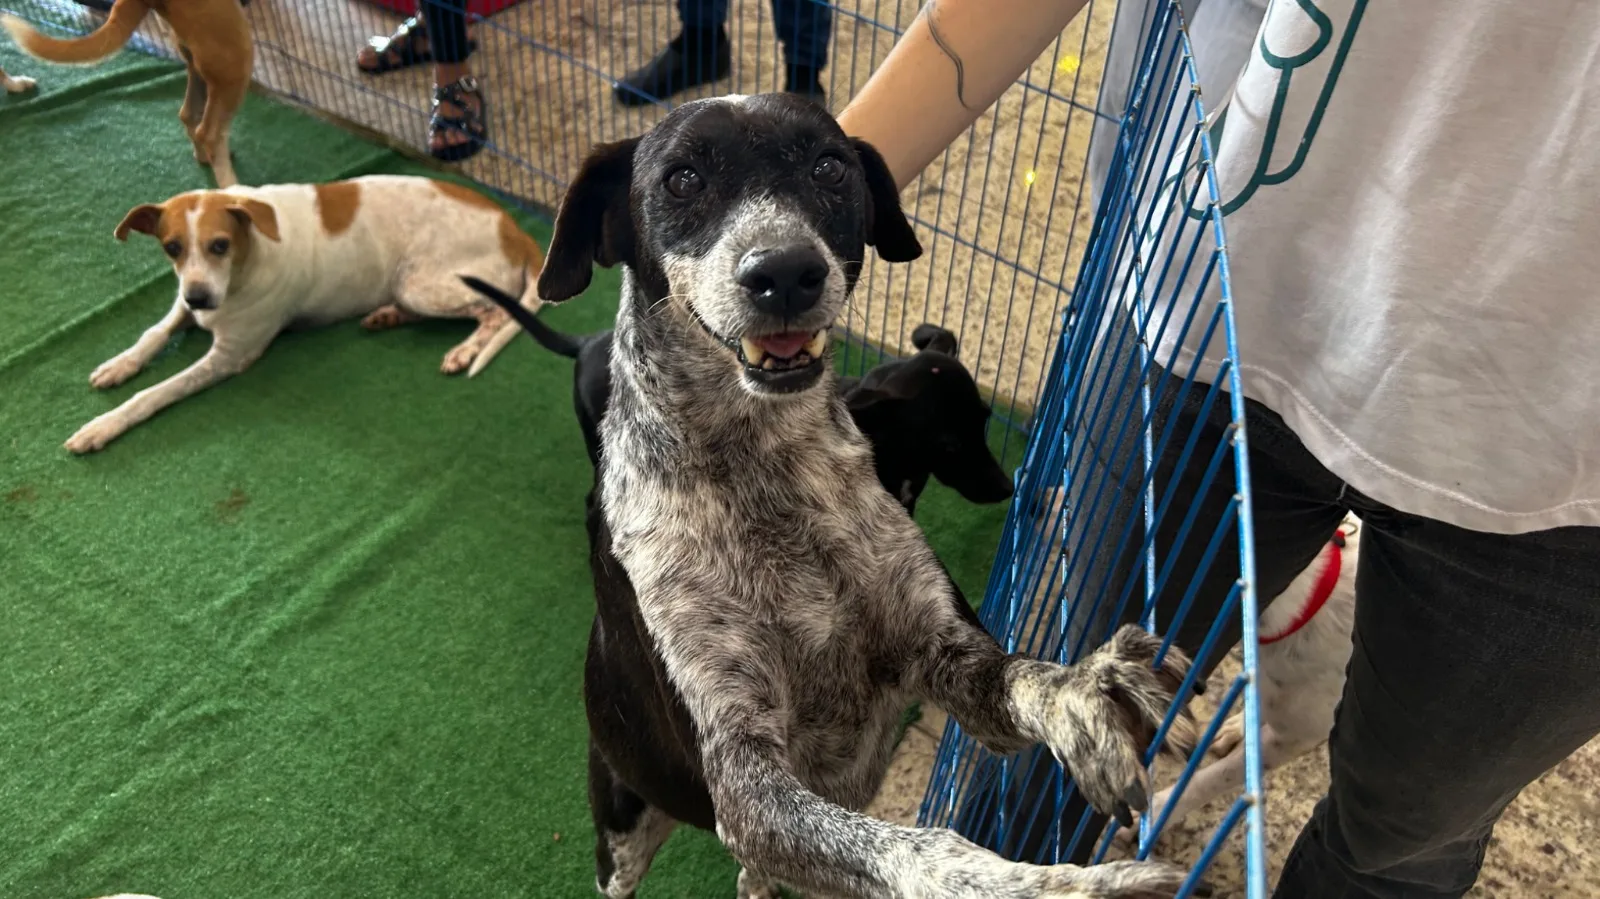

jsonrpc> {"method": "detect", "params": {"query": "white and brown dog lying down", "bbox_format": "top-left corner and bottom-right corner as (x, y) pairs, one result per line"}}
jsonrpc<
(1126, 515), (1359, 844)
(64, 175), (542, 454)
(536, 92), (1205, 898)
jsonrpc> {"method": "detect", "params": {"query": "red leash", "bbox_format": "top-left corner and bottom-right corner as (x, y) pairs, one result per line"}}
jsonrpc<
(1259, 531), (1344, 645)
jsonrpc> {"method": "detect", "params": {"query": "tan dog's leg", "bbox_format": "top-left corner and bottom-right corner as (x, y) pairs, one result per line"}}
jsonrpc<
(360, 304), (423, 331)
(89, 297), (195, 389)
(178, 48), (208, 154)
(439, 304), (512, 375)
(392, 273), (513, 375)
(1, 63), (36, 93)
(195, 79), (247, 188)
(66, 344), (262, 454)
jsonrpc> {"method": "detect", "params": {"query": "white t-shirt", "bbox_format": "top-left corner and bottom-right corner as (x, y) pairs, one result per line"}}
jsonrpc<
(1150, 0), (1600, 535)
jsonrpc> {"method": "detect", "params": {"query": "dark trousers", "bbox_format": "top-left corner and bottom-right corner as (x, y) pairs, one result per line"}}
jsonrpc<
(959, 359), (1600, 897)
(679, 0), (831, 69)
(420, 0), (472, 65)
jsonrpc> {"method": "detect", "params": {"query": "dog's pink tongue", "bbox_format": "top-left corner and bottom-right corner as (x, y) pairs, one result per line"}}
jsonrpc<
(756, 332), (812, 359)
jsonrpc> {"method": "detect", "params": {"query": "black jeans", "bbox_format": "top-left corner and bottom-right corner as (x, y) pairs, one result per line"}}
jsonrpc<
(679, 0), (831, 70)
(421, 0), (472, 65)
(959, 361), (1600, 897)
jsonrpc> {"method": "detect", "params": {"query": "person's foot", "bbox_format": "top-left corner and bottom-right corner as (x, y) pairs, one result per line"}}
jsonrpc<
(613, 28), (731, 107)
(429, 75), (487, 162)
(785, 64), (825, 107)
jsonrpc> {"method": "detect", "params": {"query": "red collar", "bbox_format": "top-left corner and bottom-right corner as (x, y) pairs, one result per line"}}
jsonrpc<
(1259, 535), (1343, 645)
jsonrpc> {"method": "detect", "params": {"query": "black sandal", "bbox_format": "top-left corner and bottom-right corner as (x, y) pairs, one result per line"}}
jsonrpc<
(358, 16), (477, 76)
(429, 76), (488, 162)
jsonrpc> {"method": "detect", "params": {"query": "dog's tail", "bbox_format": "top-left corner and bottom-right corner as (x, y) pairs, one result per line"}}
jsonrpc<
(2, 0), (149, 65)
(460, 274), (589, 362)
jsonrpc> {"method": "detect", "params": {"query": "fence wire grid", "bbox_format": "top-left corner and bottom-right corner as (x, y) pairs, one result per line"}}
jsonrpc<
(2, 0), (1266, 892)
(914, 3), (1265, 898)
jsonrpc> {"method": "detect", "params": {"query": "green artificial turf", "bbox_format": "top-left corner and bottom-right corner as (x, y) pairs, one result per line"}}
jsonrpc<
(0, 43), (1009, 899)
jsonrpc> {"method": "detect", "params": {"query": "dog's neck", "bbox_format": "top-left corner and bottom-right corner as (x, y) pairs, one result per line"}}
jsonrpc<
(604, 271), (859, 477)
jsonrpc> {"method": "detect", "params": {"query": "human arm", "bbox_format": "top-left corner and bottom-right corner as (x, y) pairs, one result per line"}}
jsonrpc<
(836, 0), (1093, 191)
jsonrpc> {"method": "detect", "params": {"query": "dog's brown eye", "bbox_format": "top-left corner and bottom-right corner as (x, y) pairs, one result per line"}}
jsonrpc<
(162, 240), (182, 259)
(665, 167), (704, 198)
(209, 238), (230, 256)
(812, 154), (846, 185)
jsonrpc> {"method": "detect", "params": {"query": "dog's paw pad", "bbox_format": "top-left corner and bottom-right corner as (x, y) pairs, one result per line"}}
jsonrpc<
(440, 344), (479, 375)
(65, 418), (121, 455)
(1043, 627), (1197, 816)
(361, 305), (413, 331)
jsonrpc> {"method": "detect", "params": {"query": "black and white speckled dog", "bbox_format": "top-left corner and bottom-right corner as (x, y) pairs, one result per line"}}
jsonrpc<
(535, 92), (1202, 899)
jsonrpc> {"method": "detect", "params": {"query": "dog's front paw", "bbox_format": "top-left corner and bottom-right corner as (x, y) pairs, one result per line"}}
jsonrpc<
(90, 354), (143, 389)
(1015, 625), (1197, 825)
(3, 75), (36, 93)
(65, 414), (126, 455)
(1035, 859), (1202, 899)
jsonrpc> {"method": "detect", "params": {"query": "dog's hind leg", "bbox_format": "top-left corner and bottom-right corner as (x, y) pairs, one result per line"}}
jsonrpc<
(439, 303), (513, 376)
(589, 745), (675, 899)
(195, 78), (247, 188)
(360, 304), (423, 331)
(391, 273), (515, 375)
(177, 47), (206, 148)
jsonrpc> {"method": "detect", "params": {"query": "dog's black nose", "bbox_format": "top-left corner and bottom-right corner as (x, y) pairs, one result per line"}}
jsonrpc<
(184, 287), (215, 310)
(736, 245), (828, 318)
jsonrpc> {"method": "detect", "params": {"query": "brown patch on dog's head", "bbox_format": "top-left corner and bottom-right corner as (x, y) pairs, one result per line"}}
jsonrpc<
(113, 192), (282, 309)
(315, 181), (361, 236)
(115, 192), (278, 265)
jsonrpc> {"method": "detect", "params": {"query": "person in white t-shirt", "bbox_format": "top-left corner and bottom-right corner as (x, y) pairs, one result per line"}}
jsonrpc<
(839, 2), (1600, 897)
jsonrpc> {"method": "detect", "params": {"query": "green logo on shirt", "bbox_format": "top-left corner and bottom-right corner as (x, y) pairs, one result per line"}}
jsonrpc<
(1165, 0), (1367, 222)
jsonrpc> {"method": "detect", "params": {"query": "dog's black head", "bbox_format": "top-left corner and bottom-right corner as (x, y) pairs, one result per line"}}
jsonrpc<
(538, 93), (923, 397)
(848, 327), (1014, 506)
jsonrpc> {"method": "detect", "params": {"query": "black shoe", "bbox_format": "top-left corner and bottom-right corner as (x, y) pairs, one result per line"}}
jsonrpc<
(785, 65), (826, 107)
(614, 29), (731, 107)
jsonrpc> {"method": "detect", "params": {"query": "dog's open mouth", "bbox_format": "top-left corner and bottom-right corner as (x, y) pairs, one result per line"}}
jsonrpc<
(734, 330), (829, 372)
(690, 306), (829, 390)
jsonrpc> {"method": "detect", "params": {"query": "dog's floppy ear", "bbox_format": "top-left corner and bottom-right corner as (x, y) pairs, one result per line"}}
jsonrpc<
(114, 204), (163, 241)
(226, 198), (281, 242)
(539, 136), (640, 304)
(911, 323), (958, 356)
(851, 138), (923, 264)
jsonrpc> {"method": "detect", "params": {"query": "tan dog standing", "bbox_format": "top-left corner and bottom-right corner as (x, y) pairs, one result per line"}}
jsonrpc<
(3, 0), (253, 186)
(66, 175), (544, 454)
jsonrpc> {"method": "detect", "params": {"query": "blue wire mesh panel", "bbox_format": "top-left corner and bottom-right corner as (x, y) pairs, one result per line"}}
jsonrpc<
(0, 0), (1147, 471)
(916, 3), (1266, 897)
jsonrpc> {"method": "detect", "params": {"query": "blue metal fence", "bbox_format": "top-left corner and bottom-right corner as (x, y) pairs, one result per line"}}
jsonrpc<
(914, 3), (1265, 896)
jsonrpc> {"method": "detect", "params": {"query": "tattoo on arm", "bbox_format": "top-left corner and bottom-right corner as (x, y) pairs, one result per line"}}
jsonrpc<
(924, 0), (974, 111)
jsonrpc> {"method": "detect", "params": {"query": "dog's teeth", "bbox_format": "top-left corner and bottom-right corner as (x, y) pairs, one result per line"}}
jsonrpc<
(804, 330), (828, 357)
(762, 356), (779, 371)
(740, 338), (767, 367)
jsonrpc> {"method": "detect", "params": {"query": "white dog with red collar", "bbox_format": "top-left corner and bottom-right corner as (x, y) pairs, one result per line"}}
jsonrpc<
(1133, 514), (1360, 838)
